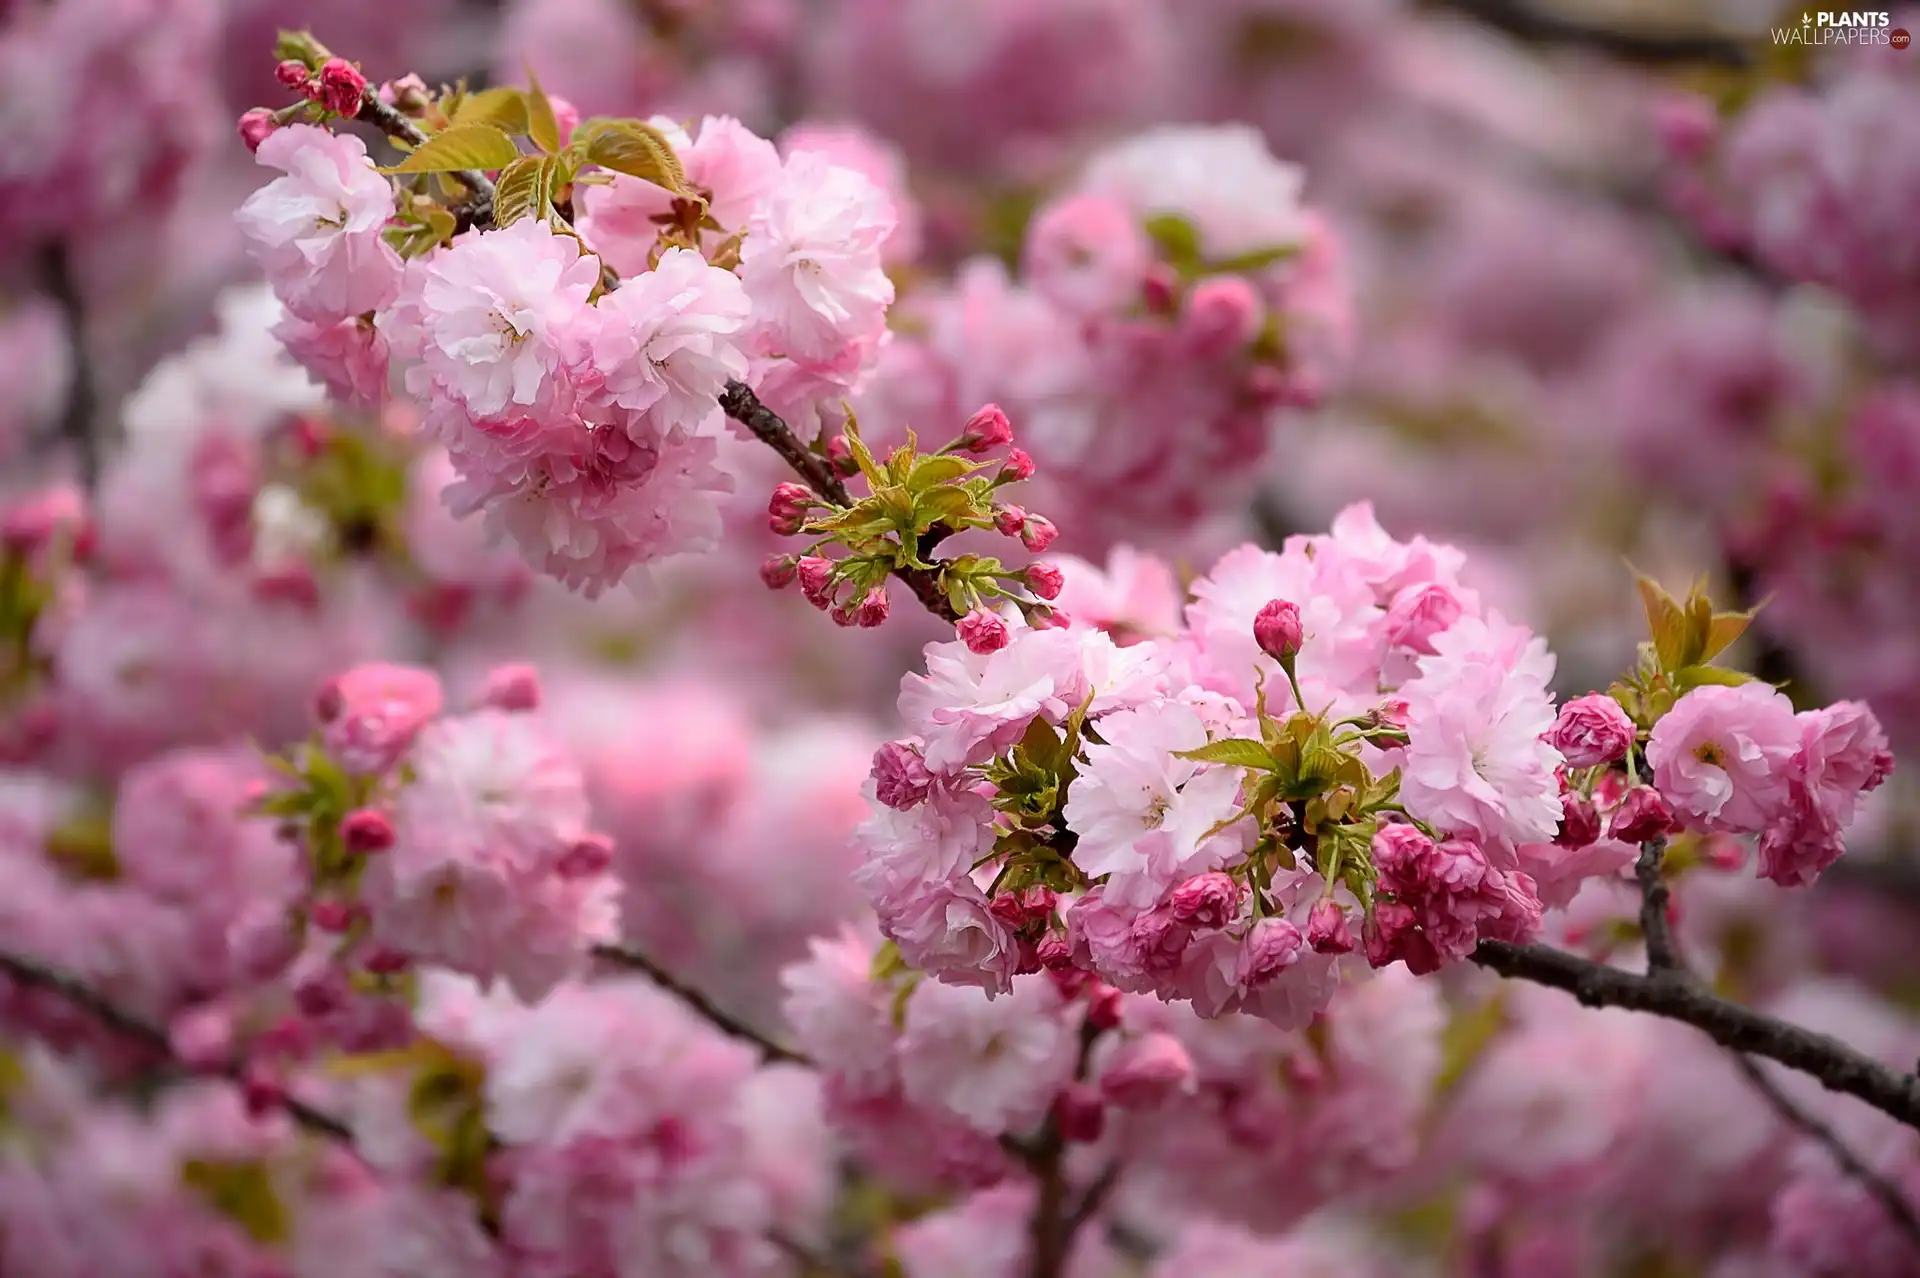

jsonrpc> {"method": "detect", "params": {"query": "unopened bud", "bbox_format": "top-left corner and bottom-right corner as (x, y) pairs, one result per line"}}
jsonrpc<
(363, 947), (411, 976)
(1100, 1032), (1195, 1110)
(1036, 933), (1075, 971)
(274, 60), (311, 91)
(340, 808), (394, 854)
(957, 609), (1010, 655)
(797, 556), (834, 609)
(1307, 898), (1354, 954)
(1141, 263), (1178, 313)
(760, 555), (798, 590)
(1018, 514), (1058, 552)
(854, 585), (891, 628)
(993, 505), (1027, 538)
(238, 107), (277, 152)
(1025, 563), (1064, 600)
(1253, 598), (1304, 663)
(1555, 793), (1601, 850)
(557, 833), (615, 878)
(379, 74), (431, 114)
(310, 899), (355, 933)
(314, 58), (367, 118)
(1085, 982), (1124, 1030)
(1182, 276), (1264, 357)
(1168, 872), (1238, 929)
(872, 740), (934, 810)
(1052, 1083), (1106, 1143)
(480, 663), (542, 712)
(1609, 786), (1676, 845)
(959, 403), (1014, 453)
(998, 448), (1035, 483)
(826, 434), (859, 476)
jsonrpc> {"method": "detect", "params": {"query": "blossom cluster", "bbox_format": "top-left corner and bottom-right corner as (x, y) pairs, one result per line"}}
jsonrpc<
(235, 75), (901, 597)
(851, 505), (1893, 1018)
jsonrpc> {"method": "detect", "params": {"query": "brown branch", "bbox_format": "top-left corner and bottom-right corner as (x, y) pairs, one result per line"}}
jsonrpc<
(0, 950), (354, 1143)
(719, 380), (961, 624)
(1731, 1052), (1920, 1249)
(591, 943), (810, 1066)
(1427, 0), (1753, 67)
(355, 84), (497, 208)
(40, 241), (98, 487)
(1470, 940), (1920, 1128)
(1635, 837), (1681, 972)
(1024, 1019), (1107, 1278)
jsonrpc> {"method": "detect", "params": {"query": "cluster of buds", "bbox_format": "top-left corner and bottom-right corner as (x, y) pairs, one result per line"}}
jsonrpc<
(239, 34), (369, 151)
(762, 403), (1067, 648)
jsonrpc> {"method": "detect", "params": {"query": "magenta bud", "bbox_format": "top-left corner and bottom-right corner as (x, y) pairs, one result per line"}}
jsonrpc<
(1036, 933), (1075, 970)
(1168, 873), (1238, 929)
(959, 403), (1014, 453)
(1307, 898), (1354, 954)
(1052, 1083), (1106, 1143)
(825, 434), (859, 476)
(238, 107), (277, 152)
(310, 900), (355, 933)
(998, 448), (1036, 483)
(274, 59), (311, 90)
(481, 663), (542, 713)
(315, 58), (367, 118)
(1085, 982), (1124, 1030)
(993, 505), (1027, 538)
(1018, 514), (1058, 553)
(761, 555), (798, 590)
(1609, 786), (1676, 845)
(558, 833), (615, 879)
(362, 947), (411, 976)
(797, 556), (835, 609)
(1555, 792), (1601, 850)
(1141, 263), (1178, 313)
(855, 585), (891, 628)
(872, 740), (934, 810)
(1253, 598), (1304, 663)
(1025, 563), (1064, 600)
(1100, 1032), (1195, 1110)
(242, 1066), (286, 1120)
(341, 808), (394, 854)
(957, 609), (1011, 655)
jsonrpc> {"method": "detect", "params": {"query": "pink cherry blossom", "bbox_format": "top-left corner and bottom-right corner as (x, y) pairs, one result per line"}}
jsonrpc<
(236, 124), (403, 322)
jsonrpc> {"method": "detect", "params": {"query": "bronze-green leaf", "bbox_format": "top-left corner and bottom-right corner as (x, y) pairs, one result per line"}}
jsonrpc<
(451, 86), (528, 134)
(1175, 738), (1276, 770)
(380, 123), (521, 174)
(492, 154), (550, 227)
(525, 67), (562, 154)
(577, 118), (688, 193)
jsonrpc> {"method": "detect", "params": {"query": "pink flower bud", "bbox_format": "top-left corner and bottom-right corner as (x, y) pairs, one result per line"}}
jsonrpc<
(1168, 872), (1238, 929)
(998, 448), (1036, 482)
(1085, 982), (1124, 1030)
(826, 434), (859, 476)
(1652, 92), (1718, 162)
(310, 900), (354, 933)
(1383, 584), (1464, 655)
(768, 481), (813, 520)
(252, 565), (320, 610)
(1307, 898), (1354, 954)
(558, 833), (615, 878)
(1036, 933), (1075, 971)
(1555, 793), (1601, 850)
(242, 1066), (285, 1120)
(1253, 598), (1304, 662)
(993, 505), (1028, 538)
(315, 58), (367, 117)
(238, 107), (277, 152)
(960, 403), (1014, 453)
(1609, 786), (1676, 845)
(957, 609), (1010, 654)
(1025, 563), (1064, 600)
(1364, 900), (1442, 975)
(363, 947), (411, 975)
(1237, 918), (1305, 988)
(1, 487), (87, 557)
(855, 585), (891, 628)
(1182, 276), (1264, 358)
(1141, 263), (1178, 313)
(274, 60), (311, 90)
(1029, 607), (1072, 630)
(341, 808), (394, 854)
(1549, 694), (1637, 768)
(1018, 514), (1058, 552)
(1131, 909), (1192, 972)
(1100, 1032), (1195, 1110)
(169, 1005), (235, 1070)
(872, 740), (934, 810)
(761, 555), (798, 590)
(481, 663), (542, 712)
(829, 602), (857, 628)
(315, 663), (443, 776)
(1052, 1083), (1106, 1143)
(1371, 822), (1436, 880)
(379, 74), (431, 113)
(294, 972), (348, 1017)
(797, 556), (835, 609)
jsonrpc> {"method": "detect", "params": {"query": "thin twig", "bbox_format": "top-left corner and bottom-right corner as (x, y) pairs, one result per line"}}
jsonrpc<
(719, 381), (961, 623)
(1470, 940), (1920, 1129)
(591, 943), (810, 1066)
(1634, 837), (1680, 972)
(1024, 1019), (1108, 1278)
(1061, 1158), (1124, 1239)
(1429, 0), (1753, 66)
(0, 950), (354, 1143)
(356, 84), (497, 204)
(40, 242), (97, 487)
(1731, 1053), (1920, 1249)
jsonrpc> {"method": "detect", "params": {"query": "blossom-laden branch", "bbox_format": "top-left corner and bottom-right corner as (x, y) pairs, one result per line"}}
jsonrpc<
(40, 241), (98, 487)
(591, 942), (810, 1066)
(1634, 837), (1681, 973)
(1430, 0), (1754, 67)
(0, 949), (355, 1144)
(1469, 940), (1920, 1129)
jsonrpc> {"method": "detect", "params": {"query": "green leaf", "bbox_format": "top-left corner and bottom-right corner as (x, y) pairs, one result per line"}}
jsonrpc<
(451, 86), (528, 134)
(1205, 243), (1299, 275)
(1433, 993), (1509, 1099)
(1673, 664), (1754, 690)
(181, 1160), (290, 1246)
(492, 155), (551, 227)
(839, 413), (887, 488)
(886, 438), (918, 487)
(577, 118), (689, 193)
(869, 939), (906, 982)
(525, 67), (562, 153)
(1635, 572), (1695, 673)
(1174, 738), (1276, 770)
(1143, 213), (1201, 266)
(380, 124), (521, 174)
(909, 454), (979, 491)
(1700, 606), (1759, 663)
(912, 485), (977, 532)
